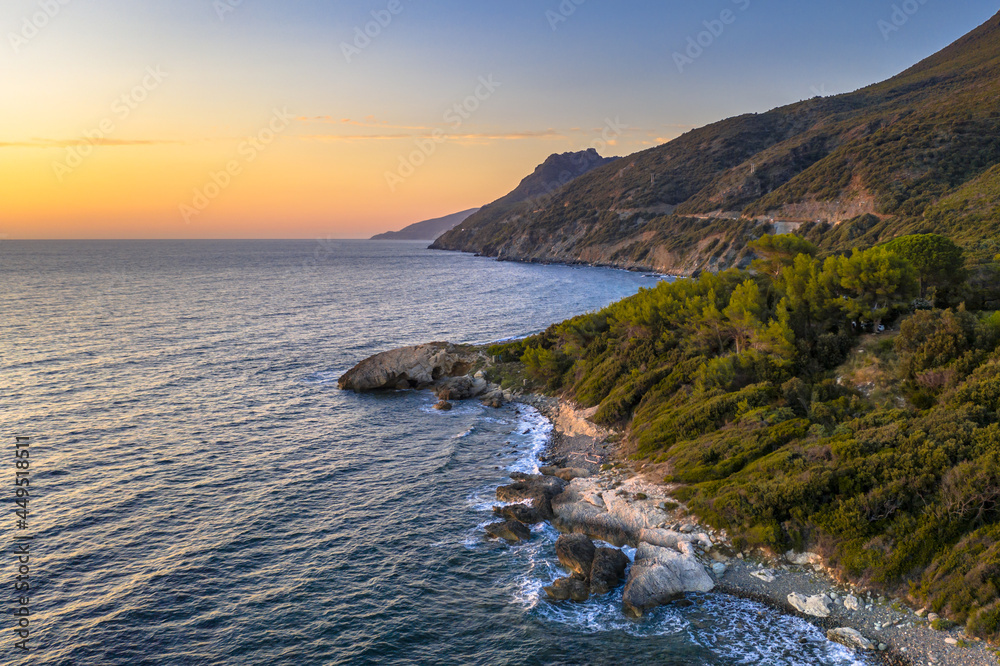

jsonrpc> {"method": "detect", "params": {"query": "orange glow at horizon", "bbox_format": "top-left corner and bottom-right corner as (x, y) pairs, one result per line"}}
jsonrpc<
(0, 128), (663, 239)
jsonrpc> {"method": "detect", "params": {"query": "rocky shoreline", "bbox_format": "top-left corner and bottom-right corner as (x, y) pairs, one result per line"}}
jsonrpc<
(519, 397), (999, 666)
(339, 344), (998, 666)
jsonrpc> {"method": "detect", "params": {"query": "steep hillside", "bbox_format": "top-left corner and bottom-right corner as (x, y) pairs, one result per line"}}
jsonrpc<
(484, 236), (1000, 642)
(434, 11), (1000, 273)
(371, 208), (480, 241)
(432, 149), (619, 249)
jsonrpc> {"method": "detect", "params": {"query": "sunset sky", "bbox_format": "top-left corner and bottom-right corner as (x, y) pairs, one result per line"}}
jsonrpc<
(2, 0), (997, 239)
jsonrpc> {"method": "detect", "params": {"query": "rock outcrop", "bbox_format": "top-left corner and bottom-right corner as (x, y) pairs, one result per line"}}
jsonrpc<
(590, 547), (630, 595)
(493, 503), (544, 525)
(826, 627), (875, 651)
(496, 473), (567, 520)
(622, 543), (715, 616)
(435, 375), (489, 401)
(485, 520), (531, 543)
(545, 534), (630, 602)
(787, 592), (833, 618)
(785, 551), (823, 566)
(338, 343), (478, 392)
(544, 576), (590, 602)
(555, 534), (596, 576)
(551, 476), (707, 549)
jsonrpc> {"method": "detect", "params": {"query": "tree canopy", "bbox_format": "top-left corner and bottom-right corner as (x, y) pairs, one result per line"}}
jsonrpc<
(882, 233), (966, 303)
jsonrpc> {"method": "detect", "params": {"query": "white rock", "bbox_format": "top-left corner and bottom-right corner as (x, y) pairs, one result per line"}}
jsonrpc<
(844, 595), (861, 611)
(582, 491), (605, 509)
(711, 562), (727, 576)
(785, 551), (823, 566)
(638, 528), (688, 551)
(945, 638), (958, 645)
(928, 613), (940, 622)
(788, 592), (832, 618)
(751, 569), (777, 583)
(827, 627), (875, 651)
(622, 543), (714, 615)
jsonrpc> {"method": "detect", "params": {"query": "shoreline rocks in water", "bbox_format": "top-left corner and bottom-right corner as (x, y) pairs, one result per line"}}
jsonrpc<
(338, 342), (480, 393)
(555, 534), (596, 577)
(339, 343), (997, 665)
(544, 534), (629, 603)
(492, 470), (718, 611)
(338, 342), (512, 409)
(496, 473), (567, 521)
(485, 519), (531, 543)
(622, 543), (715, 617)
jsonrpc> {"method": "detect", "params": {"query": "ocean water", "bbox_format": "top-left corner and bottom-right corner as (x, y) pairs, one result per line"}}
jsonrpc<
(1, 240), (874, 666)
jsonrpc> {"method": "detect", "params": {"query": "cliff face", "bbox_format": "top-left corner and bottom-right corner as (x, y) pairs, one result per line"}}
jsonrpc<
(433, 11), (1000, 273)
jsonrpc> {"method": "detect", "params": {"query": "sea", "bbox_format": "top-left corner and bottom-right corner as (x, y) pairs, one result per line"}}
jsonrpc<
(1, 240), (875, 665)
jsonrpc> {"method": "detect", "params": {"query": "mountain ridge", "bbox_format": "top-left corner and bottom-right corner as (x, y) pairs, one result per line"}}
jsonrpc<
(433, 11), (1000, 274)
(371, 208), (480, 241)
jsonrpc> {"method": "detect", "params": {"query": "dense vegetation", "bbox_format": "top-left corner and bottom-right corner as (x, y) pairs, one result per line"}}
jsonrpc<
(435, 12), (1000, 275)
(489, 234), (1000, 641)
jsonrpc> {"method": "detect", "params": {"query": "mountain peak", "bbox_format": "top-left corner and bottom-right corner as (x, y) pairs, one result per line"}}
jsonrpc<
(433, 11), (1000, 273)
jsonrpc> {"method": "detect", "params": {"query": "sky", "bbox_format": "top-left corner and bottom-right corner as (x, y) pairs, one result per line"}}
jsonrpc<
(1, 0), (997, 239)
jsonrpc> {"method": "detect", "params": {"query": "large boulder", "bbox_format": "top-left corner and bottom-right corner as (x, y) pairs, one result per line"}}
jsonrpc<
(555, 534), (597, 576)
(590, 547), (630, 595)
(338, 343), (478, 392)
(481, 389), (506, 408)
(551, 478), (678, 547)
(785, 551), (823, 566)
(496, 473), (567, 520)
(493, 503), (544, 525)
(787, 593), (833, 618)
(485, 520), (531, 543)
(826, 628), (875, 651)
(638, 528), (710, 553)
(622, 543), (714, 616)
(436, 375), (489, 400)
(544, 576), (589, 602)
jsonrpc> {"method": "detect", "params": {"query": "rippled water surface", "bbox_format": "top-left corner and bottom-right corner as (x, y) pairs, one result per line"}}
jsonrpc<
(2, 241), (874, 665)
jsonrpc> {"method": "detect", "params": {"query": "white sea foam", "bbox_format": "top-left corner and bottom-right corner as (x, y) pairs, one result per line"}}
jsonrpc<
(506, 406), (551, 475)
